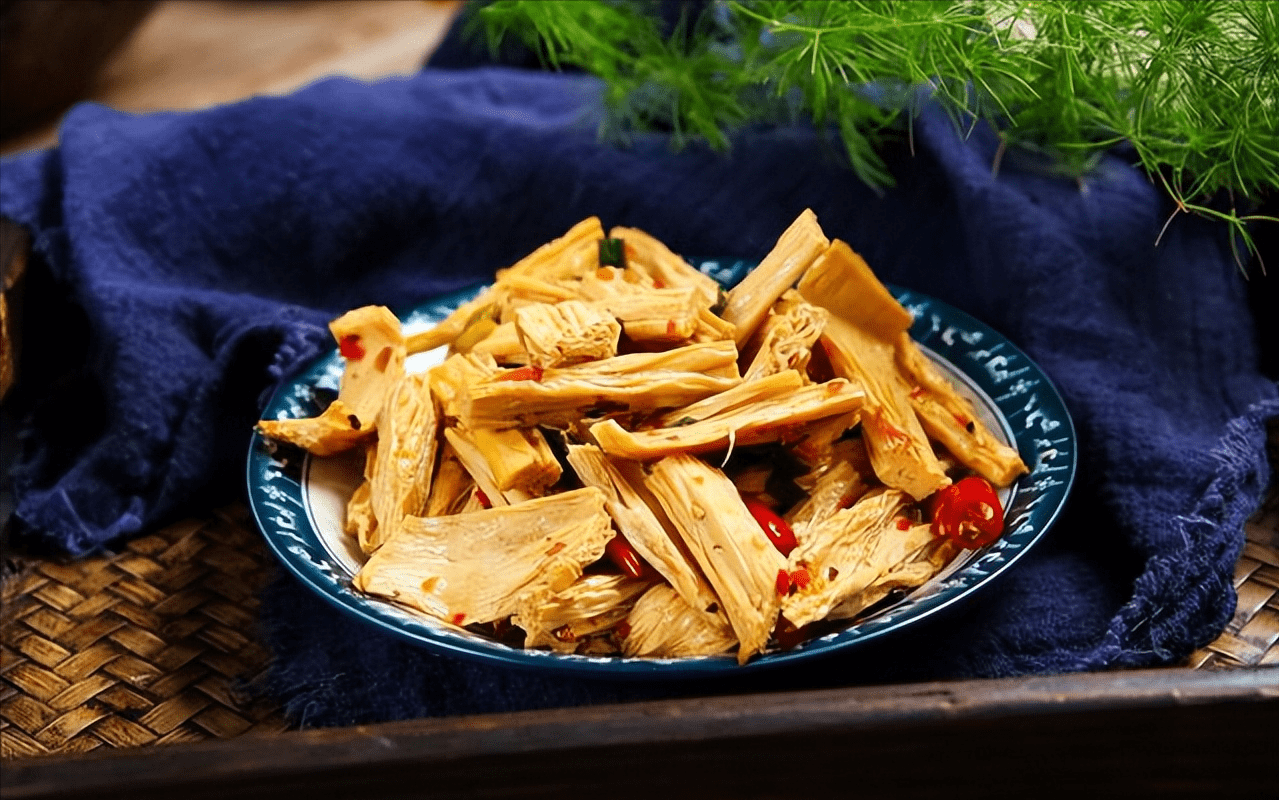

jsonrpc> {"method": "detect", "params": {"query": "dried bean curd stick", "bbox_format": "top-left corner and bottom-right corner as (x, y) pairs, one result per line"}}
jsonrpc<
(816, 314), (948, 501)
(624, 584), (738, 658)
(645, 454), (787, 664)
(721, 209), (829, 347)
(566, 445), (727, 630)
(590, 378), (866, 461)
(365, 372), (438, 554)
(894, 332), (1028, 486)
(354, 488), (613, 626)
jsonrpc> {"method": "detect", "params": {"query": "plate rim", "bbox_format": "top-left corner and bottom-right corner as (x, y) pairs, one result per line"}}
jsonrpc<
(247, 271), (1077, 678)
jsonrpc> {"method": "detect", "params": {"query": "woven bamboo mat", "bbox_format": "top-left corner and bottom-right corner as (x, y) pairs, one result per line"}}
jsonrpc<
(0, 505), (288, 758)
(3, 434), (1277, 758)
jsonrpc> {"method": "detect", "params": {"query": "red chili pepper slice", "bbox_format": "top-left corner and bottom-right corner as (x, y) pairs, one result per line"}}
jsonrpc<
(605, 535), (653, 579)
(339, 334), (365, 360)
(743, 498), (798, 557)
(496, 365), (544, 382)
(775, 569), (791, 595)
(929, 476), (1005, 548)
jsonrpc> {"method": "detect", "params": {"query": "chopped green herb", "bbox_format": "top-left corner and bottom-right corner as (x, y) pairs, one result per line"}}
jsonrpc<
(478, 0), (1279, 269)
(599, 237), (626, 268)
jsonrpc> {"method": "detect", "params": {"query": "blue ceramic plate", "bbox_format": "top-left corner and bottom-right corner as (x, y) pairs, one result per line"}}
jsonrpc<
(247, 258), (1076, 677)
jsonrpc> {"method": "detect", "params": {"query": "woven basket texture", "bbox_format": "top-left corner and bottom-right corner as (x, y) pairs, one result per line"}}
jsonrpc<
(1, 506), (287, 758)
(2, 426), (1277, 757)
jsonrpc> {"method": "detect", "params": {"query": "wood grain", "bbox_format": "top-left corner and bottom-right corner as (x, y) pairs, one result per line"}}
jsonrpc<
(3, 667), (1277, 799)
(0, 0), (462, 156)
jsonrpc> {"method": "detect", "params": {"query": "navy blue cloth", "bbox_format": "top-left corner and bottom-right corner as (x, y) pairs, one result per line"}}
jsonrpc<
(1, 66), (1275, 727)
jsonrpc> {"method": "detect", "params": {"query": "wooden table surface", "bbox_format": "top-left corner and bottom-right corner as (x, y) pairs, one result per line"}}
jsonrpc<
(1, 0), (462, 156)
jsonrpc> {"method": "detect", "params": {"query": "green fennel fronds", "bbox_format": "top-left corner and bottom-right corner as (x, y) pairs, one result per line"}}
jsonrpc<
(477, 1), (1279, 267)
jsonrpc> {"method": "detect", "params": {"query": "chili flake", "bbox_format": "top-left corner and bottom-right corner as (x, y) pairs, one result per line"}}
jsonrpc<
(866, 410), (909, 446)
(339, 335), (365, 360)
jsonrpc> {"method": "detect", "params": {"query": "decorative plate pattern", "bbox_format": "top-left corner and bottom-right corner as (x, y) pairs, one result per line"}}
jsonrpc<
(247, 259), (1076, 677)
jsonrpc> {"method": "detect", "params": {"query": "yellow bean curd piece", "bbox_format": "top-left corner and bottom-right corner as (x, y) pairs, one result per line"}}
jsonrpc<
(499, 217), (605, 283)
(817, 315), (948, 501)
(693, 307), (737, 343)
(345, 440), (378, 542)
(566, 445), (727, 628)
(514, 300), (622, 368)
(787, 410), (861, 470)
(257, 398), (373, 457)
(429, 352), (500, 421)
(722, 209), (830, 348)
(894, 332), (1028, 487)
(405, 218), (604, 355)
(784, 459), (872, 547)
(470, 425), (562, 493)
(461, 341), (742, 429)
(561, 339), (740, 379)
(424, 441), (474, 517)
(468, 321), (528, 365)
(329, 305), (406, 429)
(741, 290), (827, 382)
(652, 370), (804, 428)
(791, 437), (874, 495)
(441, 427), (533, 507)
(623, 584), (739, 659)
(364, 373), (439, 555)
(493, 275), (582, 326)
(827, 534), (959, 622)
(781, 488), (936, 628)
(353, 487), (613, 627)
(608, 226), (722, 308)
(645, 455), (787, 664)
(590, 378), (866, 462)
(795, 239), (914, 343)
(576, 271), (704, 344)
(514, 573), (653, 653)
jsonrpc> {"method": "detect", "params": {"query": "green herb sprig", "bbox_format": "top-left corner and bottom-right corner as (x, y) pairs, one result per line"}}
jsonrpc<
(477, 0), (1278, 268)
